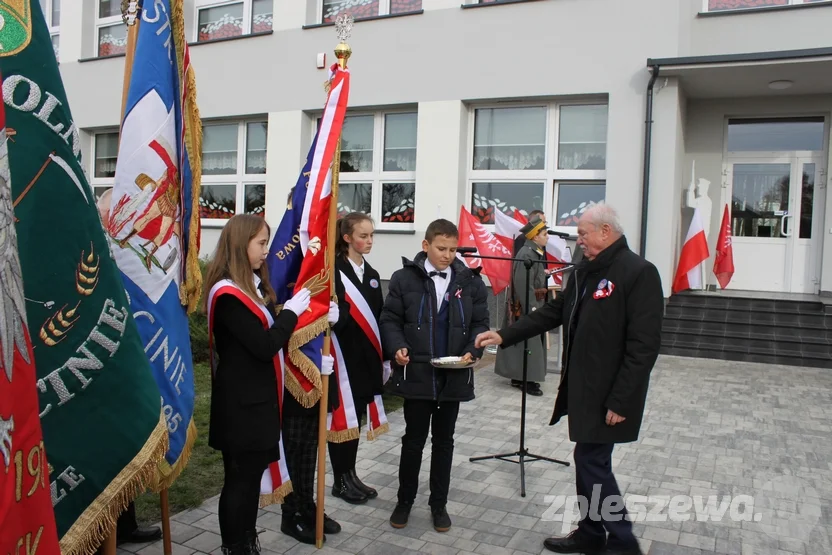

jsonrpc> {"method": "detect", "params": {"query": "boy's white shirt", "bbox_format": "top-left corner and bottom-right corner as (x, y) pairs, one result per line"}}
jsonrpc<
(424, 258), (450, 308)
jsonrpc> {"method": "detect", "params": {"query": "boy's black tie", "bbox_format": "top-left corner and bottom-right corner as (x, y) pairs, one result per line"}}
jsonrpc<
(429, 271), (447, 279)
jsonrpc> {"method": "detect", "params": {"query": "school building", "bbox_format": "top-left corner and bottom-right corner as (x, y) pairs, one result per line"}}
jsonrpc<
(53, 0), (832, 308)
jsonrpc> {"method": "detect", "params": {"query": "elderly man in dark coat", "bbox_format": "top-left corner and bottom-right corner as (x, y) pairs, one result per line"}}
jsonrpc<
(494, 216), (550, 395)
(476, 204), (664, 555)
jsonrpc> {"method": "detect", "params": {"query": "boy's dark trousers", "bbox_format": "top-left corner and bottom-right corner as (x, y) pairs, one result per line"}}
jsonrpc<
(397, 399), (460, 509)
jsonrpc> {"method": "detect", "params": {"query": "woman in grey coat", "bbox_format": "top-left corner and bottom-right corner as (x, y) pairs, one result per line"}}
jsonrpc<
(494, 217), (550, 395)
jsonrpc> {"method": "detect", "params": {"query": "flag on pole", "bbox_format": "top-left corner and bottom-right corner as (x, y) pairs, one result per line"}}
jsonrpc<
(0, 69), (61, 555)
(457, 206), (512, 294)
(494, 209), (523, 253)
(0, 3), (168, 554)
(263, 61), (350, 503)
(672, 207), (710, 294)
(105, 0), (201, 490)
(713, 204), (734, 289)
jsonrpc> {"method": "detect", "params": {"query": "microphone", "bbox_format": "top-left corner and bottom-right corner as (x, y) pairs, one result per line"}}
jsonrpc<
(456, 247), (478, 254)
(547, 230), (571, 239)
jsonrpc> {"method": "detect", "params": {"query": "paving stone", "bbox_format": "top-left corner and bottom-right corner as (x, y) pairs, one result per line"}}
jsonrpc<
(158, 356), (832, 554)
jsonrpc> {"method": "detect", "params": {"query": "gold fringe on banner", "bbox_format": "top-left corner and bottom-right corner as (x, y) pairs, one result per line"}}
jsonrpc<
(366, 422), (390, 441)
(60, 413), (169, 555)
(172, 0), (203, 313)
(150, 419), (198, 492)
(259, 481), (293, 508)
(284, 314), (329, 407)
(327, 426), (359, 443)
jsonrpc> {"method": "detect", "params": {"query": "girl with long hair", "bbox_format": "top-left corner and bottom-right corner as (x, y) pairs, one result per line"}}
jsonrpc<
(328, 212), (389, 504)
(203, 214), (322, 554)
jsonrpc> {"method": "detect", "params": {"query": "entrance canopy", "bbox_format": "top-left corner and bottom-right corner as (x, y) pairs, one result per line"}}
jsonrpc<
(647, 47), (832, 99)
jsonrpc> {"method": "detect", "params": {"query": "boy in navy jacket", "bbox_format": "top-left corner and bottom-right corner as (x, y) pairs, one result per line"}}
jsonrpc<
(380, 219), (490, 533)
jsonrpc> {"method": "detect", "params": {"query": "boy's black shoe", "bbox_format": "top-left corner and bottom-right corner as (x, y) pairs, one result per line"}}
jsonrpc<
(431, 506), (452, 532)
(348, 469), (378, 499)
(332, 473), (368, 504)
(302, 511), (341, 535)
(542, 530), (605, 553)
(280, 512), (319, 545)
(389, 503), (412, 529)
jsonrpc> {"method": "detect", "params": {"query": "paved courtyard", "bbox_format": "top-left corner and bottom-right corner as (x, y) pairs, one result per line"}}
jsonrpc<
(120, 354), (832, 555)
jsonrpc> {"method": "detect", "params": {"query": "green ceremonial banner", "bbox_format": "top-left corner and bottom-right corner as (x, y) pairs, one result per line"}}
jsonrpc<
(0, 3), (169, 555)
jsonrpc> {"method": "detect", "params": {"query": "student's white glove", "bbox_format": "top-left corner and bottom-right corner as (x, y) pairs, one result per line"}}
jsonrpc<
(321, 354), (334, 376)
(382, 360), (392, 384)
(283, 288), (312, 316)
(328, 301), (339, 325)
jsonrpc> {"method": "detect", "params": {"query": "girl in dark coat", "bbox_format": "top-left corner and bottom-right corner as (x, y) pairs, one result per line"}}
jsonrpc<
(328, 212), (389, 504)
(204, 214), (314, 555)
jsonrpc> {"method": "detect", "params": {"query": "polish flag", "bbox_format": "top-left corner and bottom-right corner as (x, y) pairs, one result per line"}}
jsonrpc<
(494, 209), (523, 253)
(713, 204), (734, 289)
(672, 207), (710, 294)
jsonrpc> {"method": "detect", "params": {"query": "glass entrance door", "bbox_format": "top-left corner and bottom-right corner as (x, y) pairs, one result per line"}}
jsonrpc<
(726, 157), (824, 293)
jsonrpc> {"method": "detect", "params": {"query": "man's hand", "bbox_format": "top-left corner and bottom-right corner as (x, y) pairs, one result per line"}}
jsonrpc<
(460, 353), (475, 363)
(395, 348), (410, 366)
(475, 331), (503, 349)
(606, 409), (626, 426)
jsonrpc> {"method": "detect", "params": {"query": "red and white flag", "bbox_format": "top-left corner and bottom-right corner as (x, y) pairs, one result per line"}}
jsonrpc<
(0, 81), (61, 555)
(494, 209), (523, 253)
(672, 207), (710, 294)
(713, 204), (734, 289)
(458, 206), (512, 294)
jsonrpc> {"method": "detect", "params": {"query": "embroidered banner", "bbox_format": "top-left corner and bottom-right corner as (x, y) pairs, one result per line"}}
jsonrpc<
(106, 0), (202, 490)
(0, 4), (168, 553)
(0, 67), (62, 555)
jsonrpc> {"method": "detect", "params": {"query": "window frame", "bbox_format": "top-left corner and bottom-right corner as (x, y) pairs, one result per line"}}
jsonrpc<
(40, 0), (60, 59)
(316, 109), (417, 230)
(317, 0), (420, 24)
(200, 119), (268, 226)
(95, 0), (127, 58)
(466, 99), (608, 234)
(90, 130), (120, 200)
(194, 0), (272, 43)
(702, 0), (831, 12)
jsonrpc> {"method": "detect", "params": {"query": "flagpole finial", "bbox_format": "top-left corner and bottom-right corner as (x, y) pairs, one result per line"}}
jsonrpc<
(121, 0), (141, 26)
(334, 13), (353, 69)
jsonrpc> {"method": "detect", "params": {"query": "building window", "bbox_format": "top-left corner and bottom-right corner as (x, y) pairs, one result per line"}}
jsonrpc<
(706, 0), (829, 11)
(91, 131), (120, 199)
(96, 0), (126, 57)
(320, 0), (421, 23)
(195, 0), (273, 43)
(330, 112), (417, 227)
(39, 0), (60, 60)
(200, 120), (268, 221)
(468, 102), (607, 232)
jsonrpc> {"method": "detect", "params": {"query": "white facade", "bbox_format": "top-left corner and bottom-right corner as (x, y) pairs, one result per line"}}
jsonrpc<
(53, 0), (832, 297)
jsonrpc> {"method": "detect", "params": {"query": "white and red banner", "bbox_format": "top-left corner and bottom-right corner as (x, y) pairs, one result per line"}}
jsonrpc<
(672, 207), (710, 294)
(283, 63), (350, 408)
(458, 206), (512, 294)
(713, 204), (734, 289)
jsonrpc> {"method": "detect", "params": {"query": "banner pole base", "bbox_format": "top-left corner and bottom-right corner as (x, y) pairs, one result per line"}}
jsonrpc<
(161, 489), (173, 555)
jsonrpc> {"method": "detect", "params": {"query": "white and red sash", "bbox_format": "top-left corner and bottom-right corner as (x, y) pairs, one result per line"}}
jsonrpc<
(326, 333), (360, 441)
(339, 270), (390, 440)
(207, 279), (292, 505)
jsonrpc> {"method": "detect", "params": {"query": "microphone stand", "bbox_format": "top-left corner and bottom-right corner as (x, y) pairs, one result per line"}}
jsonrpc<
(462, 251), (572, 497)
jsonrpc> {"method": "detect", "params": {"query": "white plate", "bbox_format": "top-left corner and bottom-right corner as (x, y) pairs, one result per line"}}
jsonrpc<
(430, 356), (475, 369)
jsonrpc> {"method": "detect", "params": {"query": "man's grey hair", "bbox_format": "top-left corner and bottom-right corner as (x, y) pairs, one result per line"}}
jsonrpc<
(582, 203), (624, 234)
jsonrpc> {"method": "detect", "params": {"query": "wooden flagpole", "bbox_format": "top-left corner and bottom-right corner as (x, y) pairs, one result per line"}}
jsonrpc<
(316, 15), (353, 549)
